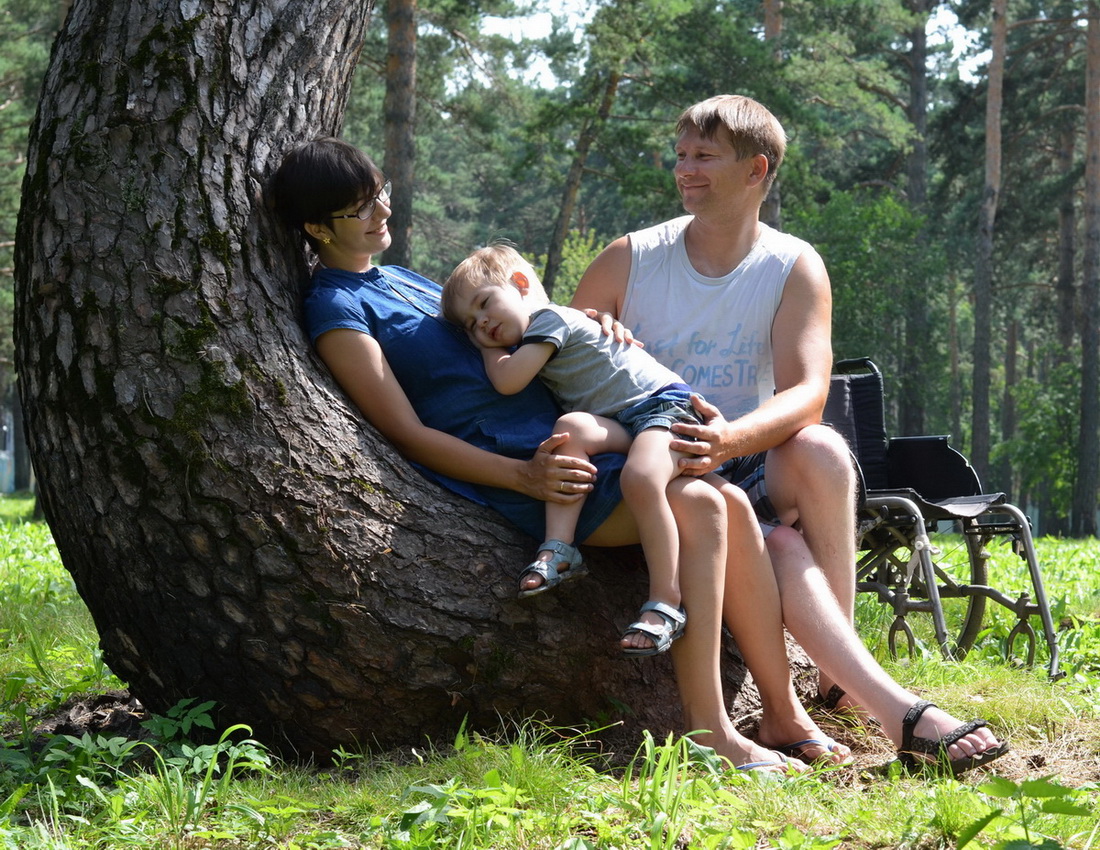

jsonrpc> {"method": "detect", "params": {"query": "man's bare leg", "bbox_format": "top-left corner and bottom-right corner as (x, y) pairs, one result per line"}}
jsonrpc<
(768, 527), (1005, 761)
(765, 424), (859, 707)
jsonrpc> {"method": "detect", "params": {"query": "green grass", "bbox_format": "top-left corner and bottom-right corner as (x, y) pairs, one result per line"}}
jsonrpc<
(1, 494), (1099, 849)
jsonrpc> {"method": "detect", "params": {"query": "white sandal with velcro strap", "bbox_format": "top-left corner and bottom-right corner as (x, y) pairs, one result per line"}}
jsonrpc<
(517, 539), (587, 599)
(621, 601), (687, 656)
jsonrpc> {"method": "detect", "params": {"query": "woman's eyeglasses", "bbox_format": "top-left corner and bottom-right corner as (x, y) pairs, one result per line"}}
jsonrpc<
(330, 180), (392, 221)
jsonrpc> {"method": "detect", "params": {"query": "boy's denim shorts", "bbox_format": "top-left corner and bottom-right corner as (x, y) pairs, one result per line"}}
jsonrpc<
(616, 384), (704, 438)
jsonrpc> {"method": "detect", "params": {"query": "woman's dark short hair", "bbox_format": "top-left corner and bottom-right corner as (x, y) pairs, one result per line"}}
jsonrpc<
(269, 138), (384, 251)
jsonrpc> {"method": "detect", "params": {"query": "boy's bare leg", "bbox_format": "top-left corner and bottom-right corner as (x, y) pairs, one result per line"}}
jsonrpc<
(619, 429), (686, 650)
(521, 412), (632, 593)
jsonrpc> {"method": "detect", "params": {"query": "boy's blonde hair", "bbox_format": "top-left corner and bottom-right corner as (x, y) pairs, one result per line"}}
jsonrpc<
(442, 244), (549, 325)
(676, 95), (787, 192)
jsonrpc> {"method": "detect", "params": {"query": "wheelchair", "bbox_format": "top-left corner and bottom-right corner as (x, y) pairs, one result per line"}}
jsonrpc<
(823, 357), (1061, 679)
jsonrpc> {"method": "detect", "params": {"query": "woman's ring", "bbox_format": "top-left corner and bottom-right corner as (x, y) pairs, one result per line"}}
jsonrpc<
(559, 481), (565, 493)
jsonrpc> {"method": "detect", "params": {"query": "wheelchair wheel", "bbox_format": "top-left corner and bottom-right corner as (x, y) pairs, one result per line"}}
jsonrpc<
(926, 519), (989, 656)
(856, 512), (988, 659)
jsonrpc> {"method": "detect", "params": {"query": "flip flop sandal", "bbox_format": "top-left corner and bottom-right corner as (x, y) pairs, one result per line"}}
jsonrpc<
(517, 539), (587, 599)
(736, 750), (797, 776)
(897, 699), (1011, 775)
(767, 737), (853, 766)
(621, 601), (687, 656)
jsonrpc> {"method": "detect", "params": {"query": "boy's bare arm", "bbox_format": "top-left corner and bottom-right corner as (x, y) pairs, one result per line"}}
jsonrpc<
(481, 341), (556, 395)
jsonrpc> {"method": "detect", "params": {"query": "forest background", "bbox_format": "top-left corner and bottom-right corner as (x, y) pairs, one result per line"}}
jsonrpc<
(1, 0), (1098, 537)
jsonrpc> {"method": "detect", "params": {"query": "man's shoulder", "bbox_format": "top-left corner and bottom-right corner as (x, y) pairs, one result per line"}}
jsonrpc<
(757, 223), (815, 259)
(630, 214), (693, 246)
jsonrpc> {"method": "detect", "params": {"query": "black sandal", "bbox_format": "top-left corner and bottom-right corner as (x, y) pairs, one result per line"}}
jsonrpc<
(816, 684), (847, 711)
(898, 699), (1010, 775)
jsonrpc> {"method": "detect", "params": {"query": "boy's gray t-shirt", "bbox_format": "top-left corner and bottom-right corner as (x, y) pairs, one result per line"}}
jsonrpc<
(522, 305), (683, 417)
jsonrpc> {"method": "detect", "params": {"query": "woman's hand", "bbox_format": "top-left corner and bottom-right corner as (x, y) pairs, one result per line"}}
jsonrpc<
(520, 432), (597, 502)
(582, 309), (643, 348)
(670, 395), (731, 476)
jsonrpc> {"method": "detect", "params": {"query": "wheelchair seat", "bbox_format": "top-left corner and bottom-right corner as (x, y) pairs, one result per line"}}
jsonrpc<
(823, 357), (1061, 678)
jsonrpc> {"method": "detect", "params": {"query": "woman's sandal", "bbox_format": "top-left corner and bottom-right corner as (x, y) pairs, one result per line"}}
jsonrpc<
(736, 750), (796, 774)
(517, 539), (587, 599)
(897, 699), (1010, 775)
(621, 601), (687, 656)
(766, 737), (852, 766)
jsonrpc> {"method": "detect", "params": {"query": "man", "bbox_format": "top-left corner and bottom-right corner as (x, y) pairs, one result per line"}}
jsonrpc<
(571, 95), (1008, 768)
(572, 94), (858, 711)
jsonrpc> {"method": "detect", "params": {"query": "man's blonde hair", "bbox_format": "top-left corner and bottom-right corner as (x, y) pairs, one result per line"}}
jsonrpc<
(676, 95), (787, 191)
(442, 244), (548, 325)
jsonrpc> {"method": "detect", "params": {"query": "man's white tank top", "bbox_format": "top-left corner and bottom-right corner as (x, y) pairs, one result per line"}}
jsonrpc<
(621, 215), (809, 420)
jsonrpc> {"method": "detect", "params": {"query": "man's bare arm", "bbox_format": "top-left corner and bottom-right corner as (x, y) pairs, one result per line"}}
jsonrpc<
(670, 248), (834, 472)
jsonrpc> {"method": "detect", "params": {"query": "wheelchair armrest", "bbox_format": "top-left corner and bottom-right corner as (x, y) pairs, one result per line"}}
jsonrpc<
(885, 435), (983, 500)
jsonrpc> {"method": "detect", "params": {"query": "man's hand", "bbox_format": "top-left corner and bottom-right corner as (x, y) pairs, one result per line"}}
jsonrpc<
(670, 395), (731, 476)
(521, 431), (597, 502)
(582, 309), (643, 347)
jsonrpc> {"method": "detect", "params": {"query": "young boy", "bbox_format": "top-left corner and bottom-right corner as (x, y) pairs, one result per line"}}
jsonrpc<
(442, 244), (705, 657)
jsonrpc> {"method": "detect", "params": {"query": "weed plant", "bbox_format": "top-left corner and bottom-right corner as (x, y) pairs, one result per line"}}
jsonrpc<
(0, 495), (1098, 848)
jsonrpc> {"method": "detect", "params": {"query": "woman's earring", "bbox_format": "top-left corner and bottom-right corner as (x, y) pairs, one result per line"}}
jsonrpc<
(322, 237), (332, 245)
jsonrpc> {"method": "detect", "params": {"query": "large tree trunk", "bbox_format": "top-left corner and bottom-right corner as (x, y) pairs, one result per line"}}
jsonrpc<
(1072, 0), (1100, 537)
(1055, 121), (1077, 361)
(14, 0), (790, 759)
(542, 69), (620, 300)
(760, 0), (783, 229)
(382, 0), (416, 268)
(898, 0), (934, 437)
(971, 0), (1006, 485)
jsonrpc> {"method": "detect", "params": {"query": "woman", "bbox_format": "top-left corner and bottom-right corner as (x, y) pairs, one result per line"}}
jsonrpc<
(270, 137), (851, 773)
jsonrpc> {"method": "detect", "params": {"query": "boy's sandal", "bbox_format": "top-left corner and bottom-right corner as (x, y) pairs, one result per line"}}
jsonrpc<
(897, 699), (1010, 776)
(621, 601), (687, 656)
(517, 539), (587, 599)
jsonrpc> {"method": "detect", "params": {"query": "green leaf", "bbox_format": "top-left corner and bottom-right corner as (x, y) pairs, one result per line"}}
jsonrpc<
(1018, 777), (1072, 798)
(979, 776), (1020, 798)
(957, 810), (1002, 849)
(1038, 799), (1093, 817)
(482, 767), (502, 788)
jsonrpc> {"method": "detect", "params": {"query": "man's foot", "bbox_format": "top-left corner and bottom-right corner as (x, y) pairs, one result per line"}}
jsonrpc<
(895, 700), (1009, 775)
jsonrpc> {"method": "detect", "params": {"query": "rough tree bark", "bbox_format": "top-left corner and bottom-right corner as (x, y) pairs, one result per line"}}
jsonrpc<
(382, 0), (416, 268)
(14, 0), (798, 758)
